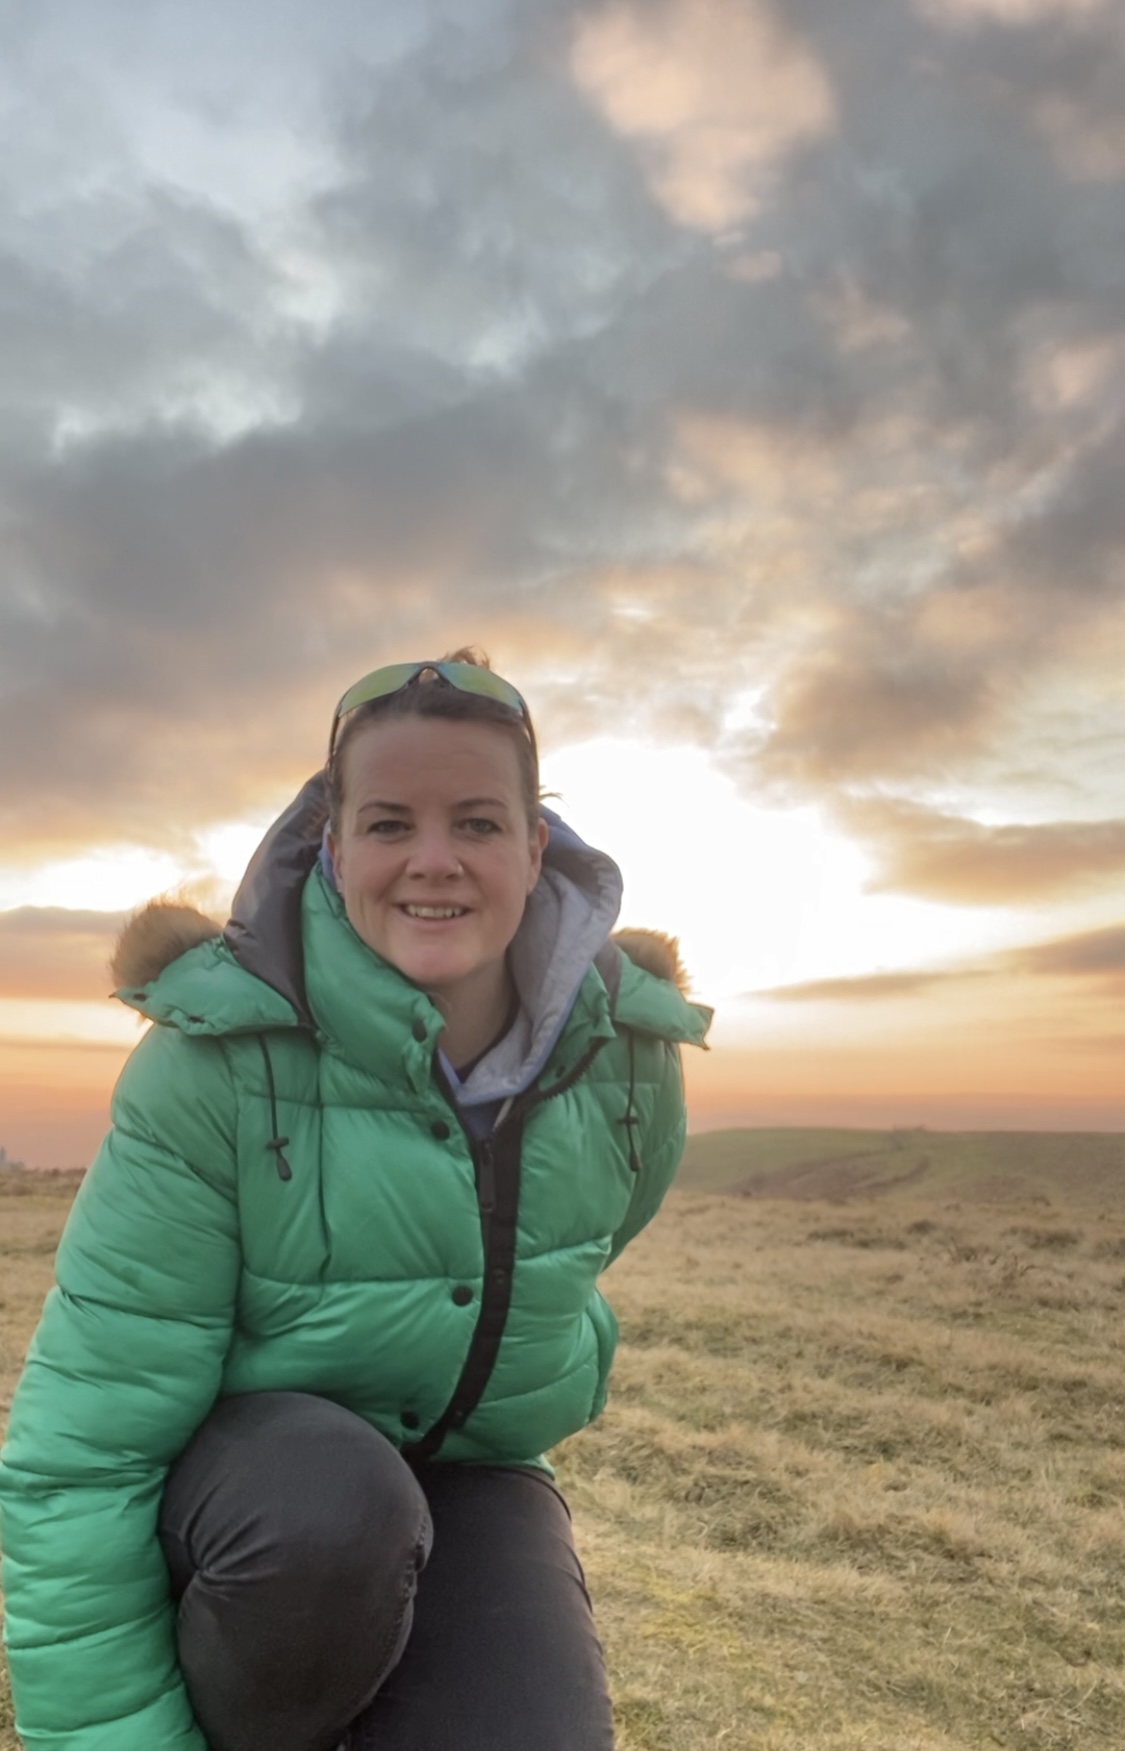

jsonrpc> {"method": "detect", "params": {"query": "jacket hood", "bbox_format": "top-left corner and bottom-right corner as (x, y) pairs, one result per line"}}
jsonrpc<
(111, 772), (712, 1058)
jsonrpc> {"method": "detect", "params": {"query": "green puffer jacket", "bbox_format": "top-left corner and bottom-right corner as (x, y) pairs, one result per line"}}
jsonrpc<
(0, 858), (710, 1751)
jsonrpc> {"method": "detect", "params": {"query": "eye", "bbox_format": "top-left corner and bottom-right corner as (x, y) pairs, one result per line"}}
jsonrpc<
(462, 817), (501, 835)
(365, 819), (407, 836)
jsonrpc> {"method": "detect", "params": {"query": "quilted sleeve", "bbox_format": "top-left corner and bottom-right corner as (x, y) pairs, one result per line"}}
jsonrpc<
(0, 1024), (242, 1751)
(606, 1037), (687, 1266)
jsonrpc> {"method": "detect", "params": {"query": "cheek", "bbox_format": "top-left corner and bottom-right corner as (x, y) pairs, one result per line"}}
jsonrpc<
(333, 837), (378, 903)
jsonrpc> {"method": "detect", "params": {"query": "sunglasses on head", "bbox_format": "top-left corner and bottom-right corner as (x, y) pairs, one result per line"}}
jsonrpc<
(328, 661), (533, 763)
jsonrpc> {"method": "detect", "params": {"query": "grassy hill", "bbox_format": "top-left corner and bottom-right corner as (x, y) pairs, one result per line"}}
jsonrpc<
(4, 1144), (1125, 1748)
(679, 1126), (1125, 1205)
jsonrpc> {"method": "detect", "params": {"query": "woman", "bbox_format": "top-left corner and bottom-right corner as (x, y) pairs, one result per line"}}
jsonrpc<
(0, 652), (712, 1751)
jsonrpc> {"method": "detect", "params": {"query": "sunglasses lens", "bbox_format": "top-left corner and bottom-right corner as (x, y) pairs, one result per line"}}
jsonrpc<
(334, 663), (424, 720)
(435, 664), (526, 715)
(330, 662), (531, 762)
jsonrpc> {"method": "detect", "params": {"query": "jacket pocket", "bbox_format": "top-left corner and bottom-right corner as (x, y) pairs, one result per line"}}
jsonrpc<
(587, 1290), (620, 1421)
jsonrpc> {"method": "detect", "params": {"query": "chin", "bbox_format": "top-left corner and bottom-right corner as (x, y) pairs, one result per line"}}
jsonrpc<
(388, 944), (476, 990)
(403, 960), (469, 992)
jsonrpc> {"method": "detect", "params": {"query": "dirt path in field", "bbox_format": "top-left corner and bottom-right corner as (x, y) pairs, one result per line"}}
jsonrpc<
(730, 1150), (932, 1202)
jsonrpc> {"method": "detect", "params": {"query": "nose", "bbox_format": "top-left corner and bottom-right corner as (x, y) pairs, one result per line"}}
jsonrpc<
(406, 829), (462, 879)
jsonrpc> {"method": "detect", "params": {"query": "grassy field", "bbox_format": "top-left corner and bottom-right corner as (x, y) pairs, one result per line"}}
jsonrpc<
(677, 1126), (1125, 1205)
(3, 1134), (1125, 1749)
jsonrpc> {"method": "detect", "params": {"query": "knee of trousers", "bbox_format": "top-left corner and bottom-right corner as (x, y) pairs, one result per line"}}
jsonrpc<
(162, 1392), (431, 1596)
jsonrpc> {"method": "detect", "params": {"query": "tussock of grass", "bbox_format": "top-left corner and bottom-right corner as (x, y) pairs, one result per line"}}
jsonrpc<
(4, 1157), (1125, 1749)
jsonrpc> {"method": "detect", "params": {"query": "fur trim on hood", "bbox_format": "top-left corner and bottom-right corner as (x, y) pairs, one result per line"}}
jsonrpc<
(111, 902), (223, 992)
(611, 929), (690, 995)
(111, 902), (692, 997)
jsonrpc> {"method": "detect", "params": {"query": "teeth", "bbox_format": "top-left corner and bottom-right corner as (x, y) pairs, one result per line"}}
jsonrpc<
(404, 905), (467, 919)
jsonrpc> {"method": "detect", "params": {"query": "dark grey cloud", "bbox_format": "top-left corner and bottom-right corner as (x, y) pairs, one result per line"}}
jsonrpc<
(0, 193), (287, 444)
(307, 15), (684, 374)
(0, 0), (1122, 864)
(999, 422), (1125, 602)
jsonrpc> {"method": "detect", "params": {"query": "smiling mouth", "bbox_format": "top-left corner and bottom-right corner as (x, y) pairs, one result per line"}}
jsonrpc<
(401, 904), (469, 920)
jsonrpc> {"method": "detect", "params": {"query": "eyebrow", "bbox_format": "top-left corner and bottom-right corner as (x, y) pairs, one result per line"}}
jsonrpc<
(355, 796), (512, 817)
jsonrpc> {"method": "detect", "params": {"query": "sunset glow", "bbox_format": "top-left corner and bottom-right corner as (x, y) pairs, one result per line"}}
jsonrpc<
(1, 0), (1123, 1164)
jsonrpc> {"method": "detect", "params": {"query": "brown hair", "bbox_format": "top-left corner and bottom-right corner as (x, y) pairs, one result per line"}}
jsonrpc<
(327, 647), (541, 834)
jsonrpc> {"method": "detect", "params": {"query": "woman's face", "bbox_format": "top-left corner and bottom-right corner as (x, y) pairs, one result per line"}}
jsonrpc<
(328, 715), (548, 1011)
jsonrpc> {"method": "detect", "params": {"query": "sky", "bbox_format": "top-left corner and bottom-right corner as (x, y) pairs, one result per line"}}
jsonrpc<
(1, 0), (1123, 1166)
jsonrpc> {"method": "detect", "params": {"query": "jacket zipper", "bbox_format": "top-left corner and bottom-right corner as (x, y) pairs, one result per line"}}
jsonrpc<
(402, 1033), (611, 1461)
(474, 1135), (497, 1257)
(476, 1136), (497, 1215)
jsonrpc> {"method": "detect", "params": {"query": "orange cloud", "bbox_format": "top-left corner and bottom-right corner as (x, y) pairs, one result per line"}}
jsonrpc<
(0, 908), (126, 1000)
(753, 920), (1125, 1006)
(757, 615), (1002, 788)
(757, 969), (965, 1002)
(838, 799), (1125, 904)
(570, 0), (835, 230)
(1016, 923), (1125, 992)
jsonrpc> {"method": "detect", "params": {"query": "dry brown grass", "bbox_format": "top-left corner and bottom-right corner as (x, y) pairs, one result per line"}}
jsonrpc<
(555, 1187), (1125, 1750)
(4, 1166), (1125, 1749)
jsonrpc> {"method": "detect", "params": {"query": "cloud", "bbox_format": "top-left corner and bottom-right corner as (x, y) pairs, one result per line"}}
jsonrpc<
(0, 0), (1122, 886)
(755, 969), (963, 1003)
(0, 908), (128, 1000)
(839, 798), (1125, 903)
(999, 422), (1125, 601)
(745, 600), (1007, 791)
(308, 15), (682, 370)
(1016, 923), (1125, 977)
(0, 191), (289, 447)
(570, 0), (836, 231)
(754, 919), (1125, 1006)
(923, 1), (1107, 24)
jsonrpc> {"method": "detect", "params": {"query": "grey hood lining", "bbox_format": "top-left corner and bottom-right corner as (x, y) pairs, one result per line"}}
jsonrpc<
(449, 807), (623, 1107)
(224, 771), (328, 1027)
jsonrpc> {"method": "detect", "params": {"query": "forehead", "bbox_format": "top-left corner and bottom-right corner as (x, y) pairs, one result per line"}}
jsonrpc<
(340, 714), (525, 805)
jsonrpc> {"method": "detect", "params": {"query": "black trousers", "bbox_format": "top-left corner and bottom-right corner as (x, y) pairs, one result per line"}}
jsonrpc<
(158, 1392), (615, 1751)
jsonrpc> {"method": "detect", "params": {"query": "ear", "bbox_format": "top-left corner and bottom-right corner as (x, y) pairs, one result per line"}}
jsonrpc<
(326, 830), (343, 889)
(528, 816), (549, 890)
